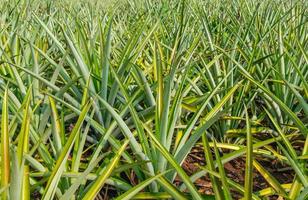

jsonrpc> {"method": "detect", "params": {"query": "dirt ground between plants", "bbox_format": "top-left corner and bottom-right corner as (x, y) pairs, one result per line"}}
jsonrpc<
(178, 147), (295, 200)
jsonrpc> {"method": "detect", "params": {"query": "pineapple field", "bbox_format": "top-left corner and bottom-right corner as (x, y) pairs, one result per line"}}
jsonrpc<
(0, 0), (307, 199)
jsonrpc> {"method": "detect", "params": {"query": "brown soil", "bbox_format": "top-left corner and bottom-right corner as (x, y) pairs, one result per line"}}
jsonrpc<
(178, 147), (295, 200)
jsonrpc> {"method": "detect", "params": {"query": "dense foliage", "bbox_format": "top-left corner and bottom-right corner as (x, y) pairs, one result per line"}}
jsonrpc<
(0, 0), (307, 199)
